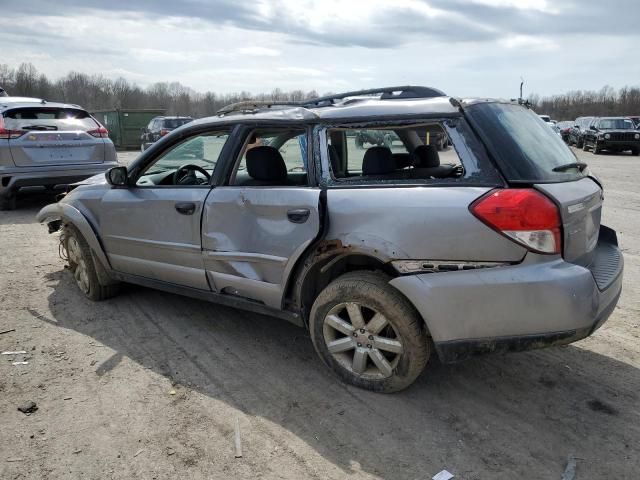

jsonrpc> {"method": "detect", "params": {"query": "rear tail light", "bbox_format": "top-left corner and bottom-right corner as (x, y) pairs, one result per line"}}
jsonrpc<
(160, 129), (171, 136)
(0, 116), (26, 139)
(470, 188), (562, 254)
(88, 126), (109, 138)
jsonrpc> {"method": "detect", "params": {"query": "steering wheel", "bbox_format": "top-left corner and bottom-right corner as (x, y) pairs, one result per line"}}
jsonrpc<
(173, 164), (211, 185)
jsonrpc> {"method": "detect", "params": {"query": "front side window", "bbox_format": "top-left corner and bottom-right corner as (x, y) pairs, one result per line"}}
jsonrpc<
(136, 130), (230, 186)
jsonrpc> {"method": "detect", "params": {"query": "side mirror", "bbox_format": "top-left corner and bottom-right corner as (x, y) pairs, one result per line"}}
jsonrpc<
(105, 166), (128, 187)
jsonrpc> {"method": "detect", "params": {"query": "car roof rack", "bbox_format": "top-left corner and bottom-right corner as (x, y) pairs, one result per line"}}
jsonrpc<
(216, 85), (446, 115)
(217, 100), (305, 115)
(302, 85), (446, 107)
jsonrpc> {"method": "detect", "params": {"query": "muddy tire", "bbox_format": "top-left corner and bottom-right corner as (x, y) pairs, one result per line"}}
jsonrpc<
(64, 225), (119, 301)
(309, 271), (430, 393)
(0, 194), (17, 211)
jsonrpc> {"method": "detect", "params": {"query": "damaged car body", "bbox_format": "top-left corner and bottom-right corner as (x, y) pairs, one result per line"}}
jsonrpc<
(37, 86), (624, 392)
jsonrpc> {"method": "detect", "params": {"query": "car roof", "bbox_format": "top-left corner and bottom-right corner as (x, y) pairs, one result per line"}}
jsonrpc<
(0, 97), (84, 111)
(190, 95), (474, 130)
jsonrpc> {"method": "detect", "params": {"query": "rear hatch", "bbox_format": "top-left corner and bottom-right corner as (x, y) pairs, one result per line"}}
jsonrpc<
(3, 106), (107, 167)
(466, 101), (603, 267)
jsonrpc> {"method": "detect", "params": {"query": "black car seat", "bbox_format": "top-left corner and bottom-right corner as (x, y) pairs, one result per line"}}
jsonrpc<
(243, 146), (289, 185)
(410, 145), (456, 178)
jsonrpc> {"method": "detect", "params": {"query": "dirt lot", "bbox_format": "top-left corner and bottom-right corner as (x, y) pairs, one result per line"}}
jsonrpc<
(1, 148), (639, 479)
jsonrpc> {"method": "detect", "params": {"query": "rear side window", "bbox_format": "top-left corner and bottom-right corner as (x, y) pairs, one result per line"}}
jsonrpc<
(321, 119), (501, 186)
(467, 103), (587, 183)
(3, 107), (99, 132)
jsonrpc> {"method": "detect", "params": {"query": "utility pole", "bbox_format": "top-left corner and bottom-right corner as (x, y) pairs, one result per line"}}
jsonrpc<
(519, 77), (524, 102)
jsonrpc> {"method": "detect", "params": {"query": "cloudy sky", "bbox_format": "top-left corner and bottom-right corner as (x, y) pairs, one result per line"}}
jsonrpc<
(0, 0), (639, 98)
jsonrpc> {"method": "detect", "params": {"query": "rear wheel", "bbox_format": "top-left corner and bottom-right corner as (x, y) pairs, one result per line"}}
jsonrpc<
(64, 225), (119, 301)
(309, 271), (430, 392)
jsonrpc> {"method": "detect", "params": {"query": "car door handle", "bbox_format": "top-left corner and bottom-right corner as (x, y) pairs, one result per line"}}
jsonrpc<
(175, 202), (196, 215)
(287, 208), (310, 224)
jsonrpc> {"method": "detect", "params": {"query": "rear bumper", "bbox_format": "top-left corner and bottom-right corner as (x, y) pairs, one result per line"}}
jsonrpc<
(0, 163), (116, 196)
(390, 226), (623, 363)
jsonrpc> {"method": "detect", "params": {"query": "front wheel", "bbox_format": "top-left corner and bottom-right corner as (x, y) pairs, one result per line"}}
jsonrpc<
(309, 271), (430, 392)
(64, 225), (120, 301)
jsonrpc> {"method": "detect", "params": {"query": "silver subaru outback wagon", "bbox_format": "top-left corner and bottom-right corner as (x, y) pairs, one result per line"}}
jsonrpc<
(37, 86), (623, 392)
(0, 97), (117, 210)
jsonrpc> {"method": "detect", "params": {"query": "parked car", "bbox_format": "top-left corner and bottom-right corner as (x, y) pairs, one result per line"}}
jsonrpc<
(1, 97), (117, 210)
(582, 117), (640, 155)
(140, 116), (193, 151)
(538, 114), (551, 122)
(37, 86), (623, 392)
(556, 121), (574, 143)
(568, 116), (595, 148)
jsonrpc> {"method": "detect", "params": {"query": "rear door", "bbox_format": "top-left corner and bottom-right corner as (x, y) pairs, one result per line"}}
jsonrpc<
(202, 127), (321, 309)
(4, 106), (105, 167)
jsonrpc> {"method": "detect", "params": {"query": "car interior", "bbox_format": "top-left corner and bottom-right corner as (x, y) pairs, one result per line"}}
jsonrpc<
(229, 129), (309, 186)
(327, 123), (463, 181)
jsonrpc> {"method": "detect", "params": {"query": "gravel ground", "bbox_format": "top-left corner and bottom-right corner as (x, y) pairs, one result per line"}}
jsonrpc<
(1, 147), (639, 479)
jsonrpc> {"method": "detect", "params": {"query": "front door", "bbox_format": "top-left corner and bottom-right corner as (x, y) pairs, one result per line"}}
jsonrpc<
(100, 130), (232, 290)
(202, 127), (321, 308)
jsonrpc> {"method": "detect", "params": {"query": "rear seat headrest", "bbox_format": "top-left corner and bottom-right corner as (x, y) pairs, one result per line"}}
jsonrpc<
(246, 146), (287, 181)
(362, 146), (395, 175)
(412, 145), (440, 168)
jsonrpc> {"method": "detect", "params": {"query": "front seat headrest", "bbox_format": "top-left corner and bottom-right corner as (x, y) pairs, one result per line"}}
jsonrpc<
(412, 145), (440, 168)
(362, 146), (394, 175)
(246, 146), (287, 181)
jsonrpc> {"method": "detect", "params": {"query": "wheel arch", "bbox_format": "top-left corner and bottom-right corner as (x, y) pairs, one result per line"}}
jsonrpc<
(286, 241), (406, 328)
(37, 202), (111, 271)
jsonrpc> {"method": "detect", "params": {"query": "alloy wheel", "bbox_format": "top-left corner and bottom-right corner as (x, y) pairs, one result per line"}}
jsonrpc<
(67, 236), (90, 294)
(322, 302), (404, 379)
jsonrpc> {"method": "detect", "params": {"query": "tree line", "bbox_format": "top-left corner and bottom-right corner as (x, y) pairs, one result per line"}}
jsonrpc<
(527, 85), (640, 120)
(0, 63), (320, 117)
(2, 62), (639, 120)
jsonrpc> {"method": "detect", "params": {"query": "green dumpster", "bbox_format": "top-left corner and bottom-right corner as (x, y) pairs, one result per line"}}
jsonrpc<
(91, 109), (165, 149)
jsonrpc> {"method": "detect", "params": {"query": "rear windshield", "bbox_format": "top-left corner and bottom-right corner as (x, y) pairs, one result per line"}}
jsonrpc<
(598, 118), (634, 129)
(163, 118), (192, 129)
(467, 102), (587, 183)
(3, 107), (99, 132)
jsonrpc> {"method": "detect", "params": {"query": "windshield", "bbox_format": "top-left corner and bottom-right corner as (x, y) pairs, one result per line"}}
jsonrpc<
(3, 107), (99, 132)
(467, 102), (587, 183)
(598, 118), (634, 129)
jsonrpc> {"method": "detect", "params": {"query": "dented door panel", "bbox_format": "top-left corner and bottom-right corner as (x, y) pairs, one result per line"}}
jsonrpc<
(202, 187), (321, 307)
